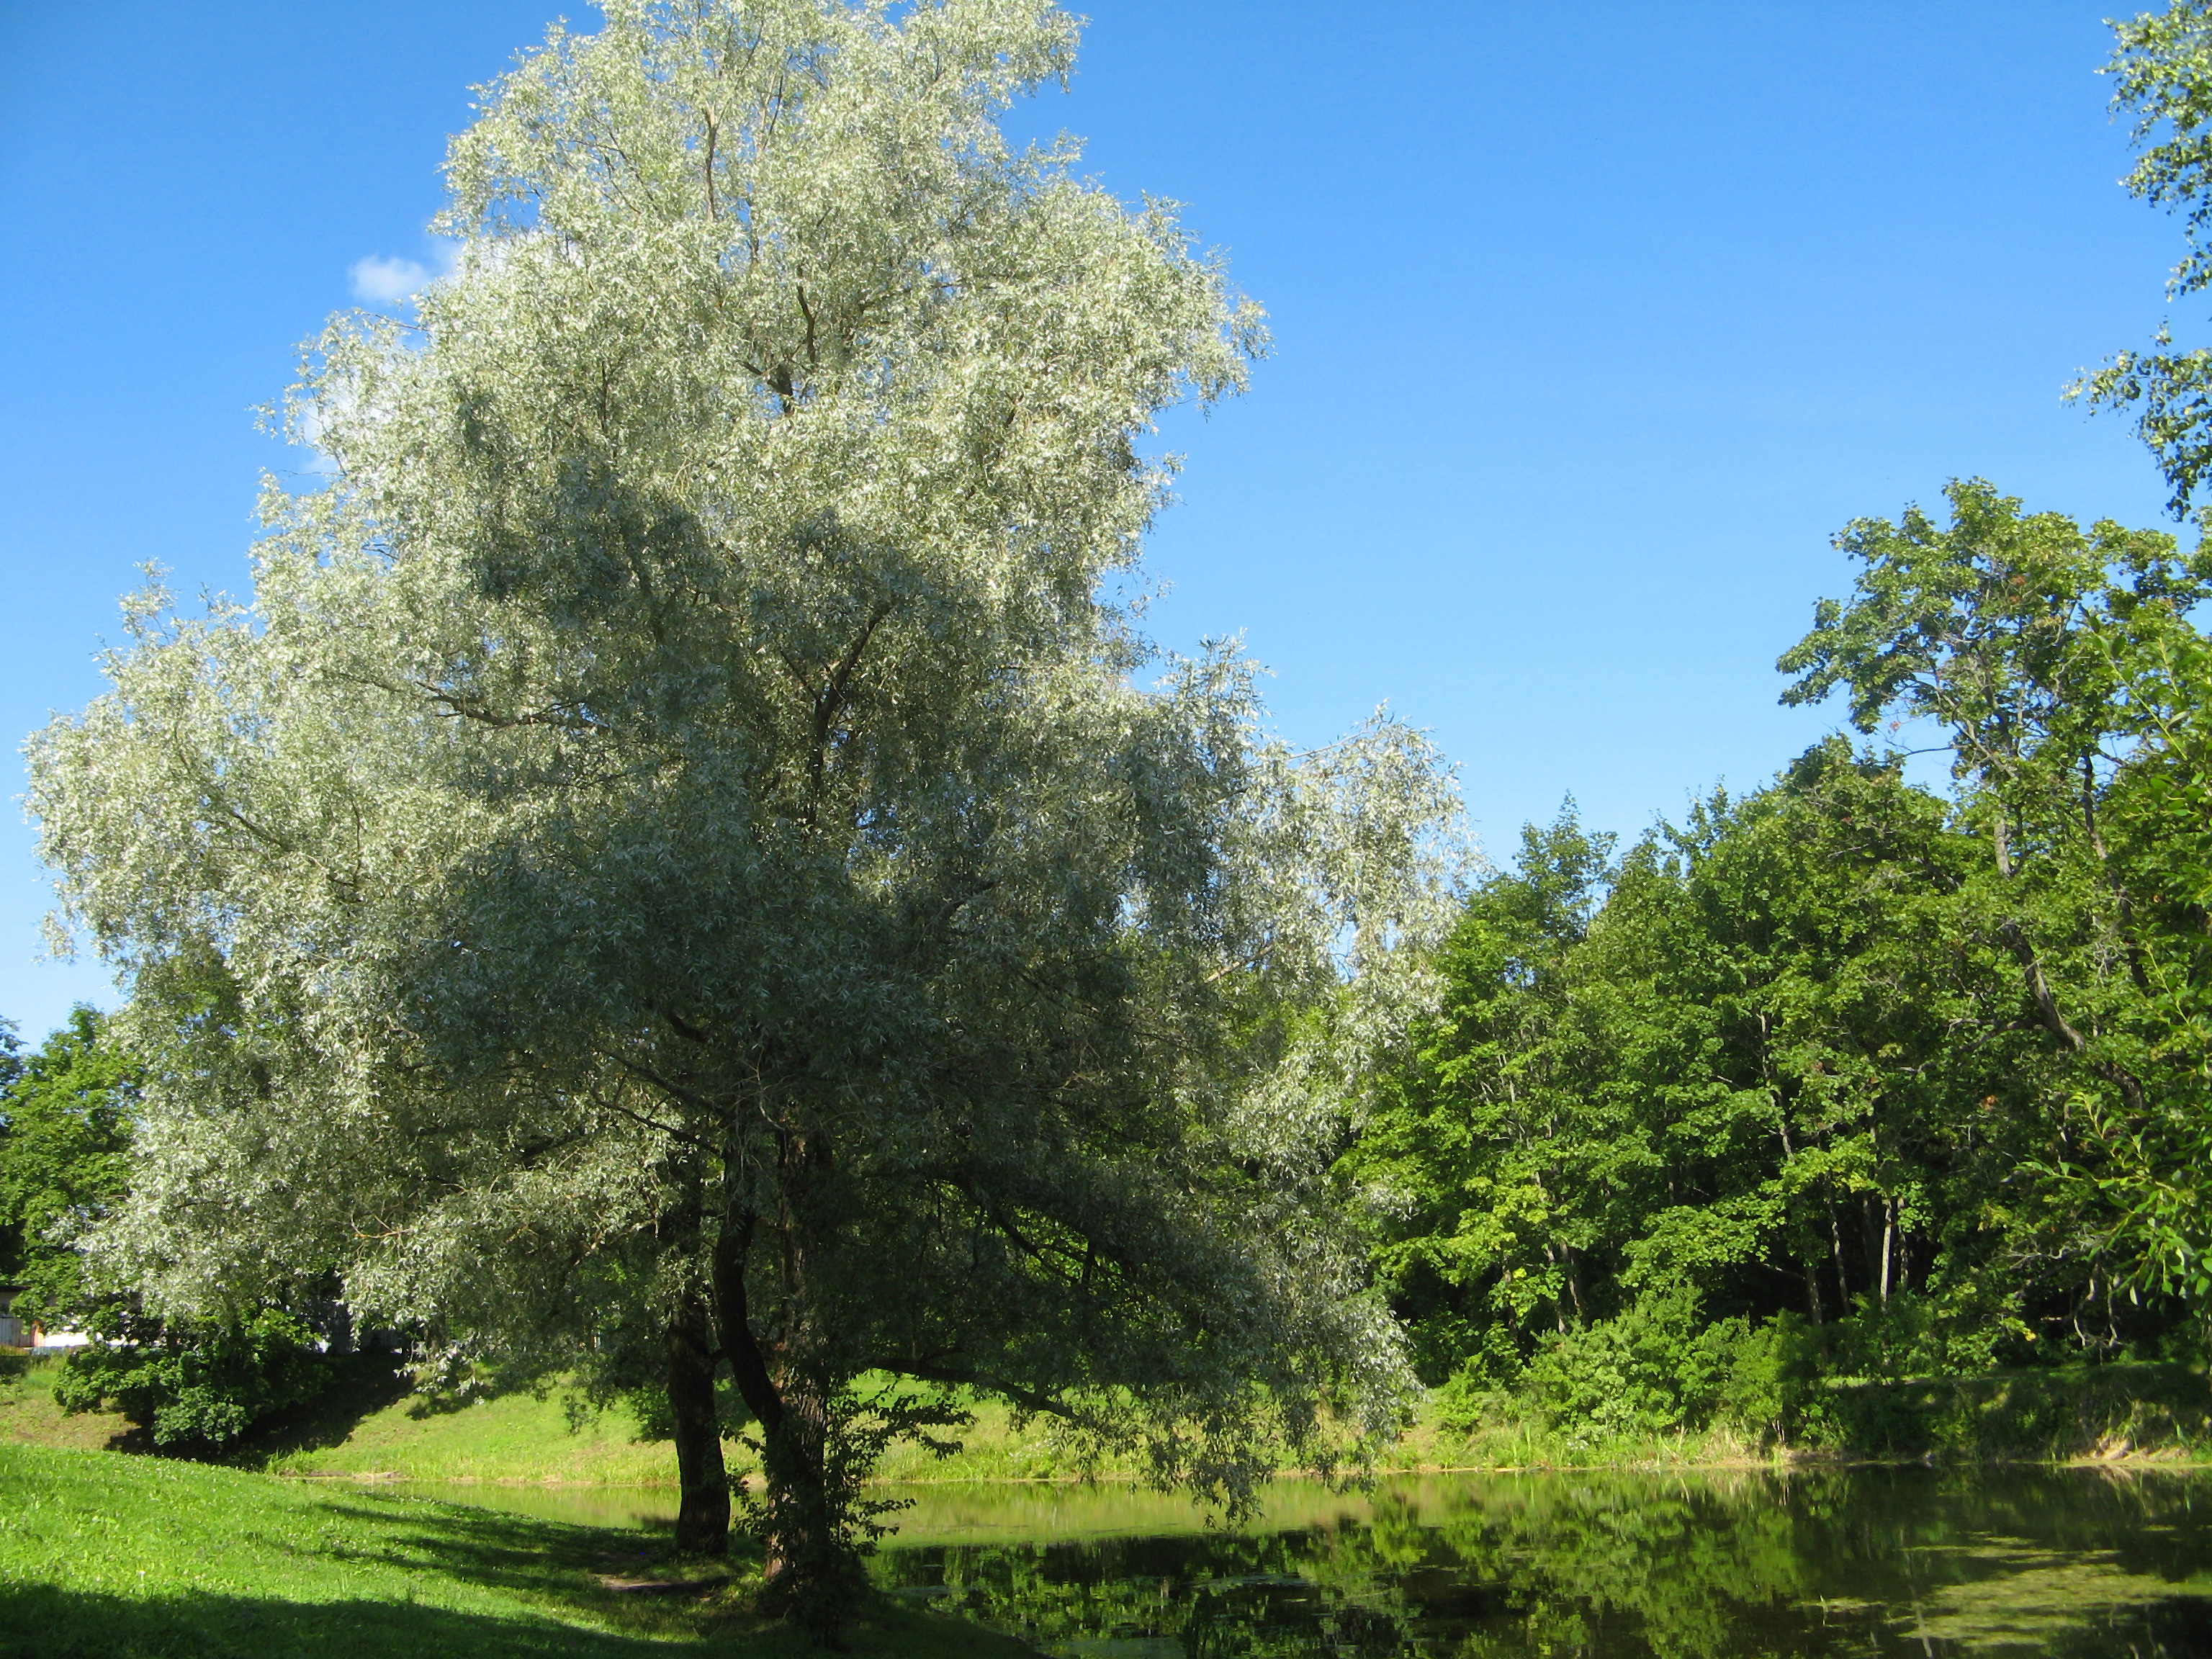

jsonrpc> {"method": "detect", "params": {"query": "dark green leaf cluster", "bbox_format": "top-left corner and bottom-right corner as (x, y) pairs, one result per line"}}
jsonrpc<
(52, 1305), (328, 1447)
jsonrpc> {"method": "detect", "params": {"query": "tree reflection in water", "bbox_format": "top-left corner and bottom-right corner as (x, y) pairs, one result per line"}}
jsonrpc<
(871, 1467), (2212, 1657)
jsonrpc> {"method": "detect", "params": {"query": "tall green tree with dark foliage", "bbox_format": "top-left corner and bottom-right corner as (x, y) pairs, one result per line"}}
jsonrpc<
(1782, 477), (2212, 1332)
(1346, 752), (2061, 1409)
(1354, 480), (2212, 1422)
(2095, 626), (2212, 1304)
(0, 1007), (134, 1333)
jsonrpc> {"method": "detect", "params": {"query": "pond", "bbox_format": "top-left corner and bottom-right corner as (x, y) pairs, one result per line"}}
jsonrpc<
(369, 1466), (2212, 1655)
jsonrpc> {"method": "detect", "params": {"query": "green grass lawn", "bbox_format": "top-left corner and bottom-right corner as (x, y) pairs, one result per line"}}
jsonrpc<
(0, 1352), (1169, 1487)
(243, 1375), (1120, 1487)
(0, 1441), (1038, 1658)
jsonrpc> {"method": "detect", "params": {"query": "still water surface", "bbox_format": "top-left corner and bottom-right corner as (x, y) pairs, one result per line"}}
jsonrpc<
(382, 1466), (2212, 1655)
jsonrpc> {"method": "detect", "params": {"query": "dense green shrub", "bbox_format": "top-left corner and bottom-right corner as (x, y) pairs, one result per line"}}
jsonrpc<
(55, 1307), (326, 1447)
(1438, 1297), (1809, 1444)
(1428, 1291), (2212, 1456)
(1795, 1290), (2021, 1383)
(1519, 1293), (1722, 1434)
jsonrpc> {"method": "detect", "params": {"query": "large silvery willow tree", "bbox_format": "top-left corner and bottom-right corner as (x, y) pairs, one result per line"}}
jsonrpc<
(27, 0), (1456, 1629)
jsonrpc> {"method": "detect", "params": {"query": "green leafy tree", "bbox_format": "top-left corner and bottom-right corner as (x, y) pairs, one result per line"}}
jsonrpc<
(1346, 738), (2131, 1426)
(1779, 477), (2212, 1336)
(0, 1007), (134, 1332)
(2064, 626), (2212, 1313)
(27, 0), (1460, 1626)
(1341, 805), (1625, 1382)
(2076, 1), (2212, 513)
(1601, 747), (2035, 1366)
(1352, 480), (2212, 1435)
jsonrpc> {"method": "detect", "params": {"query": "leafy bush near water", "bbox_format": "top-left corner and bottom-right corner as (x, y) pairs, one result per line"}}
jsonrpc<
(1436, 1287), (2211, 1458)
(1437, 1292), (1802, 1446)
(53, 1305), (327, 1447)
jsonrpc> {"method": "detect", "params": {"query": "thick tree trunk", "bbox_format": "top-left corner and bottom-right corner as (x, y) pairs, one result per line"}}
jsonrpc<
(667, 1291), (730, 1557)
(713, 1215), (778, 1413)
(757, 1381), (837, 1609)
(712, 1203), (853, 1645)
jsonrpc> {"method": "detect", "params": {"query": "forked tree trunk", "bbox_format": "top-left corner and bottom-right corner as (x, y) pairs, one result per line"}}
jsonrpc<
(667, 1291), (730, 1556)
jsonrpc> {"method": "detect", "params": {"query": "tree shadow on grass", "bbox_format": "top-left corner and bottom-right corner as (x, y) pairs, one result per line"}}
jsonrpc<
(0, 1581), (1040, 1659)
(0, 1498), (755, 1659)
(68, 1352), (423, 1464)
(217, 1352), (420, 1465)
(0, 1459), (1039, 1659)
(313, 1494), (747, 1617)
(0, 1583), (672, 1659)
(295, 1498), (1040, 1655)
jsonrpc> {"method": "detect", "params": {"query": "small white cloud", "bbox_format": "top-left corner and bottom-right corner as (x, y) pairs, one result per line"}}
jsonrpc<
(349, 253), (431, 303)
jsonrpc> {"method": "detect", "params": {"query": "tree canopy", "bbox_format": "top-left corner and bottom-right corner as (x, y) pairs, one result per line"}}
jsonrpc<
(30, 6), (2212, 1641)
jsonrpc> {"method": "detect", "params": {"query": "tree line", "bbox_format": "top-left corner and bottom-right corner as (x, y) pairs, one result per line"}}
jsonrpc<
(1351, 480), (2212, 1433)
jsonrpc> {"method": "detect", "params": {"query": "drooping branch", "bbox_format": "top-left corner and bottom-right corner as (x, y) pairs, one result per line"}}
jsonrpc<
(611, 1051), (727, 1125)
(586, 1084), (719, 1154)
(899, 1364), (1082, 1424)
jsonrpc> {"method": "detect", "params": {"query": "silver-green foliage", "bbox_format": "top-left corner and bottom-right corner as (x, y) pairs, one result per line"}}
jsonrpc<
(27, 0), (1461, 1529)
(2076, 2), (2212, 511)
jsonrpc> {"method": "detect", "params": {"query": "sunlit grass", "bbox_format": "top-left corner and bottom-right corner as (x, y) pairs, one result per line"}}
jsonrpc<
(0, 1353), (1177, 1488)
(0, 1442), (1035, 1658)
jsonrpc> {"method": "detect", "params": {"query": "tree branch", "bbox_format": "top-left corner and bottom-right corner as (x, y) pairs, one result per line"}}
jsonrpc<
(712, 1210), (786, 1432)
(702, 107), (719, 220)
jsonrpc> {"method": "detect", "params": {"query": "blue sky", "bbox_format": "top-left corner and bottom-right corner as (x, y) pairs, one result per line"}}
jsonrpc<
(0, 1), (2192, 1040)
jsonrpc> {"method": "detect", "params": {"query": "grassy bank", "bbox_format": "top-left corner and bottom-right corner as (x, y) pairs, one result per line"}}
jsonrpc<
(0, 1441), (1035, 1659)
(1398, 1362), (2212, 1471)
(1809, 1362), (2212, 1461)
(5, 1349), (2206, 1498)
(0, 1352), (1140, 1488)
